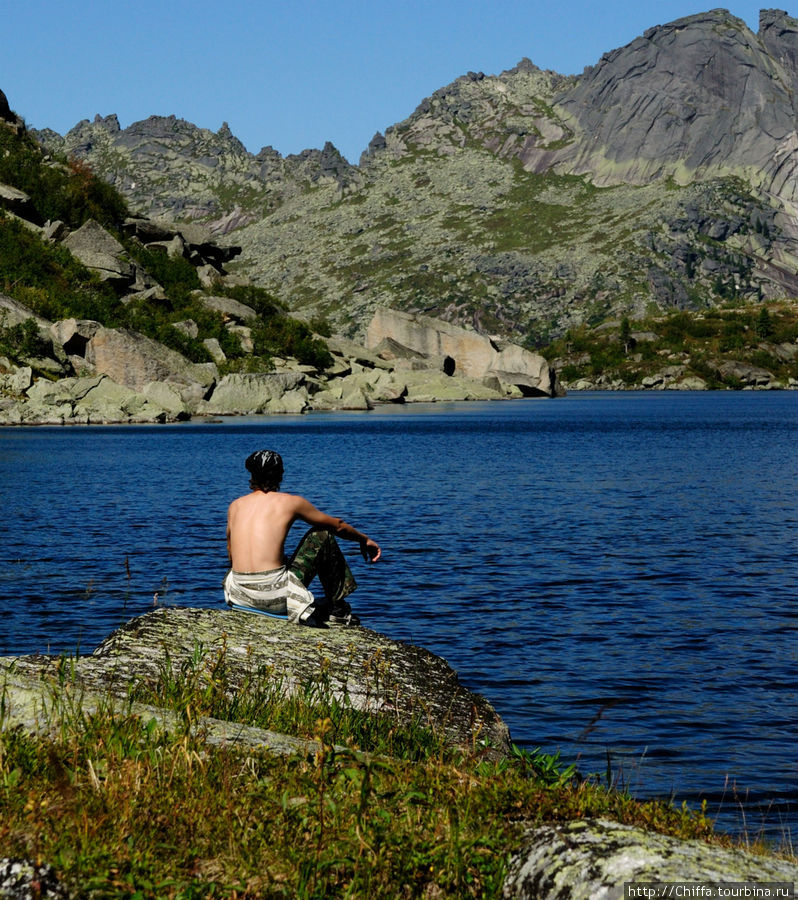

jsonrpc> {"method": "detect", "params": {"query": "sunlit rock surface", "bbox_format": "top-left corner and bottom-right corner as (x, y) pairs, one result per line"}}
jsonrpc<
(503, 818), (798, 899)
(0, 607), (511, 759)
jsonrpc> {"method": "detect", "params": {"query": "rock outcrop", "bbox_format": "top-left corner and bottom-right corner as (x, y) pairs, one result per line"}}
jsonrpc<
(548, 9), (798, 202)
(0, 607), (511, 759)
(197, 371), (310, 415)
(33, 114), (361, 233)
(503, 818), (798, 899)
(366, 307), (563, 397)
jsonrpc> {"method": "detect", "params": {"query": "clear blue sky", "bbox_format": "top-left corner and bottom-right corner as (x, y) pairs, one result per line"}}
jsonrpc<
(5, 0), (769, 164)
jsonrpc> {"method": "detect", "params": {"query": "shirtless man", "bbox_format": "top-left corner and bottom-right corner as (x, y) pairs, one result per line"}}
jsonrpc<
(225, 449), (381, 626)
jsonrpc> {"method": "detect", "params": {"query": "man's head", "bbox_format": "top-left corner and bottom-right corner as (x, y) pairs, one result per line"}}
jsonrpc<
(245, 449), (284, 492)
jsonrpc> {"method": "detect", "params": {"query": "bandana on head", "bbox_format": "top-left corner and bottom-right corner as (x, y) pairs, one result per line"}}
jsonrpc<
(245, 449), (284, 484)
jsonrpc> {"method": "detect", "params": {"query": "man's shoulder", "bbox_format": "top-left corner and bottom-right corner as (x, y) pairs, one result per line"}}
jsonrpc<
(277, 491), (310, 507)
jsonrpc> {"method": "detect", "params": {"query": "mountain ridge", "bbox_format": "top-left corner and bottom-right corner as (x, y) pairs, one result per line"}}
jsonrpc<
(29, 7), (798, 344)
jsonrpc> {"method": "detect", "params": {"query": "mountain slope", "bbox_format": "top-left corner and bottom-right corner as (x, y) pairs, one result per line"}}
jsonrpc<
(35, 8), (798, 343)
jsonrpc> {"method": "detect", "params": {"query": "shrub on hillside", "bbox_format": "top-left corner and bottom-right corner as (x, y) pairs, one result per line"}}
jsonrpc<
(0, 214), (121, 323)
(0, 317), (50, 362)
(0, 127), (127, 228)
(126, 245), (201, 305)
(217, 283), (334, 368)
(251, 315), (333, 369)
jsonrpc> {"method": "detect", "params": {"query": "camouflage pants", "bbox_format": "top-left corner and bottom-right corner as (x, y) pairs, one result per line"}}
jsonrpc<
(288, 527), (357, 614)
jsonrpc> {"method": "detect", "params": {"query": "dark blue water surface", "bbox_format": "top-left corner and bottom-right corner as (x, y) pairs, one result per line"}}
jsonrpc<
(2, 391), (797, 844)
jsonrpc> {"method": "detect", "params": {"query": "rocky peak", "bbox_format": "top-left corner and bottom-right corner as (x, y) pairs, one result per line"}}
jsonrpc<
(758, 7), (798, 108)
(287, 141), (356, 178)
(93, 112), (121, 132)
(543, 9), (798, 198)
(0, 88), (13, 123)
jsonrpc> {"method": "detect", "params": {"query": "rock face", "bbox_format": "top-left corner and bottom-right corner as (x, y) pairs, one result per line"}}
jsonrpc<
(366, 307), (563, 397)
(198, 371), (310, 415)
(0, 607), (511, 759)
(62, 220), (136, 287)
(82, 326), (213, 394)
(503, 818), (798, 899)
(548, 9), (798, 202)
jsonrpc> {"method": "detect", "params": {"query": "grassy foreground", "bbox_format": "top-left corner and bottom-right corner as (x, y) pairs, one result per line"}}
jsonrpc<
(0, 649), (747, 899)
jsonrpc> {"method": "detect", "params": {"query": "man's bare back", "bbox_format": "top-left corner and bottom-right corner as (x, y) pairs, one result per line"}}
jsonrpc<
(227, 490), (381, 573)
(224, 449), (381, 626)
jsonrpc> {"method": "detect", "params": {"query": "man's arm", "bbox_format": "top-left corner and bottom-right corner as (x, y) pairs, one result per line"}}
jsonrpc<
(292, 496), (382, 562)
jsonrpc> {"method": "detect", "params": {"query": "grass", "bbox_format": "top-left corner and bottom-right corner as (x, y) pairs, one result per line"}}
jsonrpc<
(0, 643), (765, 900)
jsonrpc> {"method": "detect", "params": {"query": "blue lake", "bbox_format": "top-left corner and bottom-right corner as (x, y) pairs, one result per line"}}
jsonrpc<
(2, 391), (797, 844)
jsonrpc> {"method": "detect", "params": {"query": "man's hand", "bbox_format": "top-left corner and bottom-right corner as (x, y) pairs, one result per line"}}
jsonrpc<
(361, 538), (382, 562)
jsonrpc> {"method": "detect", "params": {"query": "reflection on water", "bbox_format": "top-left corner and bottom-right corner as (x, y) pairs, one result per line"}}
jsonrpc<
(2, 391), (798, 843)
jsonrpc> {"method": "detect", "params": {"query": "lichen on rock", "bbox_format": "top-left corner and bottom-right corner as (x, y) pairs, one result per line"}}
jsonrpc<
(503, 818), (798, 899)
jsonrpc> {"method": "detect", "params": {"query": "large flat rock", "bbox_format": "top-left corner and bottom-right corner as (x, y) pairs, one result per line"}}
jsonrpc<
(0, 607), (511, 759)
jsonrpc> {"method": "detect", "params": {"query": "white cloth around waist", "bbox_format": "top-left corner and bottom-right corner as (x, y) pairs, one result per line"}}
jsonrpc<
(223, 566), (315, 624)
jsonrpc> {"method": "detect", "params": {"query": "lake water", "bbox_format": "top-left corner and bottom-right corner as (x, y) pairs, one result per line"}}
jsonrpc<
(2, 391), (797, 845)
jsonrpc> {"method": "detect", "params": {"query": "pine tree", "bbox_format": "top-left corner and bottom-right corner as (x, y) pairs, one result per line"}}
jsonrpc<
(756, 306), (773, 339)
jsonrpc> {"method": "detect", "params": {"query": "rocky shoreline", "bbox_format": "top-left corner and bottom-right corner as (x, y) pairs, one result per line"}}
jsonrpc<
(0, 310), (562, 426)
(0, 179), (564, 425)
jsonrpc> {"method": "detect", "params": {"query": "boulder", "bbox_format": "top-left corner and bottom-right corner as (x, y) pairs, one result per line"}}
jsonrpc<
(226, 324), (254, 353)
(201, 293), (257, 322)
(488, 343), (565, 398)
(0, 365), (32, 395)
(327, 335), (395, 371)
(122, 217), (174, 242)
(22, 374), (173, 424)
(0, 183), (42, 225)
(0, 293), (51, 331)
(50, 318), (101, 358)
(339, 383), (374, 410)
(0, 607), (511, 759)
(667, 375), (708, 390)
(141, 381), (189, 418)
(765, 341), (798, 361)
(366, 307), (496, 378)
(196, 264), (222, 289)
(366, 308), (562, 396)
(372, 335), (430, 362)
(172, 319), (199, 339)
(145, 234), (186, 259)
(61, 219), (135, 287)
(83, 326), (211, 395)
(202, 337), (226, 364)
(716, 360), (774, 387)
(199, 372), (308, 415)
(267, 388), (313, 414)
(503, 818), (798, 899)
(402, 369), (506, 402)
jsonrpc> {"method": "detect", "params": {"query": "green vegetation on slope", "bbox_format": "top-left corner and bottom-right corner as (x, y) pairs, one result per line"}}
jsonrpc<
(229, 136), (780, 345)
(539, 303), (798, 388)
(0, 126), (128, 229)
(0, 123), (332, 371)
